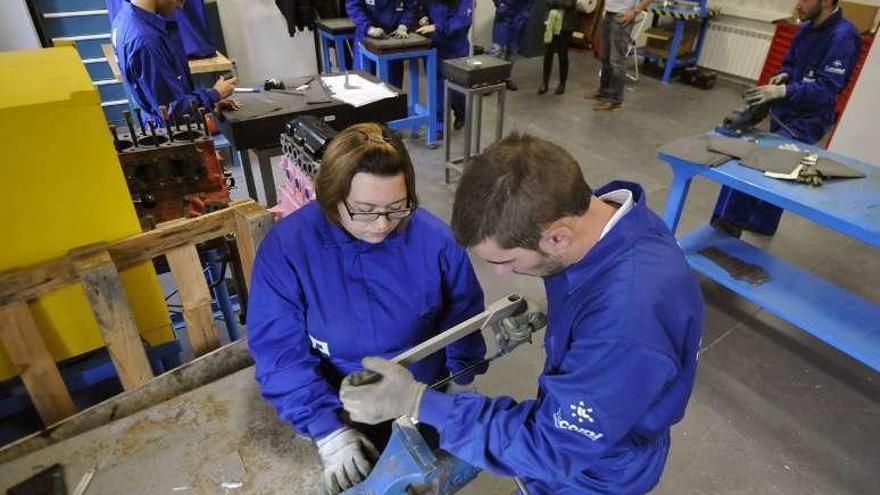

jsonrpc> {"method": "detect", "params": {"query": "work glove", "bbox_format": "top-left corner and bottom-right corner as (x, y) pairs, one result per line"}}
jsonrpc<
(367, 26), (385, 38)
(340, 357), (428, 425)
(419, 16), (430, 26)
(769, 72), (790, 85)
(316, 427), (380, 494)
(393, 24), (409, 39)
(743, 84), (786, 107)
(446, 380), (476, 394)
(415, 24), (436, 35)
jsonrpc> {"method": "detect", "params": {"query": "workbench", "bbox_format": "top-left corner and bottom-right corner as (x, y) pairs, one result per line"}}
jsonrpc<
(659, 133), (880, 371)
(0, 342), (324, 493)
(215, 72), (408, 207)
(643, 0), (713, 85)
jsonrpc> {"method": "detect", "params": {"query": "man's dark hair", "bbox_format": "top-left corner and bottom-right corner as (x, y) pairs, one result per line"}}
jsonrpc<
(451, 133), (592, 250)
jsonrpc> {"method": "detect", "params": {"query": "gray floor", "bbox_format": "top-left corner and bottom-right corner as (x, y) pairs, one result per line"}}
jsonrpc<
(230, 53), (880, 494)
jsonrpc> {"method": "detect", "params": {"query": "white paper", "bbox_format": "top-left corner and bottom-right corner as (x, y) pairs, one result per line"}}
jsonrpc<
(321, 74), (397, 107)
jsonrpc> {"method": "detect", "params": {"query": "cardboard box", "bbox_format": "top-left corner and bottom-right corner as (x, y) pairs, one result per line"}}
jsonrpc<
(841, 1), (879, 34)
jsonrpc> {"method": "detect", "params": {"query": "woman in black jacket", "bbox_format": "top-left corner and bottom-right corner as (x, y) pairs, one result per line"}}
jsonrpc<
(538, 0), (577, 95)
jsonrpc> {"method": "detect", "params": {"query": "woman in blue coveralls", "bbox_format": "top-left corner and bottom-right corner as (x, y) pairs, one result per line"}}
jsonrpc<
(247, 123), (488, 495)
(415, 0), (473, 132)
(347, 0), (415, 88)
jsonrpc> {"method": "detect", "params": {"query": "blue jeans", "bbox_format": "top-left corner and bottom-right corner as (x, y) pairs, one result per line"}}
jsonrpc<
(598, 13), (634, 103)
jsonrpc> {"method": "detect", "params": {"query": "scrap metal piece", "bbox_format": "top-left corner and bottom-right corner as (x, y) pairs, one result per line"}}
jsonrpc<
(699, 247), (770, 285)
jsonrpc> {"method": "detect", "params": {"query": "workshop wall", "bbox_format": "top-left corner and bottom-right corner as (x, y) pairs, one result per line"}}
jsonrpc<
(215, 0), (318, 84)
(830, 42), (880, 166)
(0, 0), (40, 52)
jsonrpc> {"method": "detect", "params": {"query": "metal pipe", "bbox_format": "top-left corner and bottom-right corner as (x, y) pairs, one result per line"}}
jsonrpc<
(122, 110), (139, 147)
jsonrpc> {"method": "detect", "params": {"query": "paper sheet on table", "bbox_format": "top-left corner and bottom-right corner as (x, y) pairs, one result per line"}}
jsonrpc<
(321, 74), (397, 107)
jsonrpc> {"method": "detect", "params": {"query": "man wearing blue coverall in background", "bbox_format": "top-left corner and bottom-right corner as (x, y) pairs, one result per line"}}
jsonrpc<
(341, 134), (705, 494)
(711, 0), (861, 237)
(415, 0), (473, 131)
(347, 0), (415, 88)
(487, 0), (535, 90)
(111, 0), (238, 127)
(107, 0), (216, 59)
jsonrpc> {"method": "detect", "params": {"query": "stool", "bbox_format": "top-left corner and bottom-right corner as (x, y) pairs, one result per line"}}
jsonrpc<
(444, 79), (507, 184)
(316, 18), (356, 74)
(357, 44), (439, 148)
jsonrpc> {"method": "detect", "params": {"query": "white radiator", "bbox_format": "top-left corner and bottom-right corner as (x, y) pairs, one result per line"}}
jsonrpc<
(698, 21), (774, 81)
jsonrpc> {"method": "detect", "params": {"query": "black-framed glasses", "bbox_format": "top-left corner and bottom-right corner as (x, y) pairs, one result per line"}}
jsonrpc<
(344, 201), (414, 223)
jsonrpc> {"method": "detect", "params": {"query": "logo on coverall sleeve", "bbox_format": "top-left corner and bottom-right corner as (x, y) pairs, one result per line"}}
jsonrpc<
(553, 401), (604, 441)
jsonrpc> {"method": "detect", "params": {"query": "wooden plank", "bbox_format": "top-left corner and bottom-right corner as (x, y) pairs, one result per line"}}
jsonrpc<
(231, 200), (274, 292)
(0, 339), (252, 464)
(189, 51), (235, 74)
(72, 249), (154, 390)
(0, 257), (77, 307)
(165, 244), (220, 356)
(101, 43), (122, 82)
(108, 207), (236, 270)
(0, 303), (78, 426)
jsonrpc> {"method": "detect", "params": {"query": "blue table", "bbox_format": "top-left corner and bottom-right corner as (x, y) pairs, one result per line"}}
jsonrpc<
(356, 44), (439, 147)
(318, 29), (355, 74)
(645, 1), (712, 85)
(660, 133), (880, 371)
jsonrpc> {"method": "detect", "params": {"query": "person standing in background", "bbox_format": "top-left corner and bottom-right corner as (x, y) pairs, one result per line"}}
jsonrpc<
(586, 0), (652, 111)
(347, 0), (415, 88)
(416, 0), (473, 132)
(487, 0), (535, 90)
(538, 0), (577, 95)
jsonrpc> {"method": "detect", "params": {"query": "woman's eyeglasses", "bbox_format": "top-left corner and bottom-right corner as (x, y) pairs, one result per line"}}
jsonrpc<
(344, 201), (414, 223)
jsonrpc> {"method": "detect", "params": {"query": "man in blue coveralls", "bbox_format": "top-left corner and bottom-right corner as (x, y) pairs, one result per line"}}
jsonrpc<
(111, 0), (238, 126)
(341, 134), (705, 494)
(712, 0), (861, 237)
(107, 0), (216, 59)
(487, 0), (535, 90)
(347, 0), (415, 88)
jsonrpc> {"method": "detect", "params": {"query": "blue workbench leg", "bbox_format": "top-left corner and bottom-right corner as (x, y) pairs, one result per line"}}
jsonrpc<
(378, 58), (391, 84)
(354, 43), (363, 71)
(336, 37), (347, 71)
(426, 50), (438, 147)
(320, 35), (332, 74)
(662, 165), (697, 234)
(205, 249), (240, 342)
(692, 17), (709, 65)
(408, 58), (421, 135)
(662, 20), (685, 85)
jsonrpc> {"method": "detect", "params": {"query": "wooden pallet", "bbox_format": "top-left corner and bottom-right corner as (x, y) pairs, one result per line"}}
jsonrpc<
(0, 200), (272, 427)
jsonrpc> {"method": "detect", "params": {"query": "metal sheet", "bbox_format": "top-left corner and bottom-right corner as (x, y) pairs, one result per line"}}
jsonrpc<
(0, 368), (323, 494)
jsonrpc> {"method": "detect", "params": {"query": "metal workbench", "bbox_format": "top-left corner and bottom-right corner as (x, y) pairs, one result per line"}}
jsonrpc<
(659, 133), (880, 371)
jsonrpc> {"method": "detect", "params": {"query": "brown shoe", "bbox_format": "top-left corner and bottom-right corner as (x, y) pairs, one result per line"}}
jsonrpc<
(594, 101), (622, 111)
(584, 90), (608, 100)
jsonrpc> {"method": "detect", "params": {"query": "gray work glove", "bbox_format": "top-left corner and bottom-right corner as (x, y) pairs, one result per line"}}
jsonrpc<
(393, 24), (409, 39)
(340, 357), (428, 425)
(743, 84), (787, 107)
(316, 427), (380, 494)
(769, 72), (789, 85)
(367, 26), (386, 38)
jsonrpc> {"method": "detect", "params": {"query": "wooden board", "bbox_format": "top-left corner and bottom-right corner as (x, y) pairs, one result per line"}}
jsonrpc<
(0, 303), (77, 426)
(102, 44), (234, 82)
(166, 245), (221, 356)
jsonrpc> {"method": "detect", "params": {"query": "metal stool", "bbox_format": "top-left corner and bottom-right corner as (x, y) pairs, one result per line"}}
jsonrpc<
(357, 44), (439, 148)
(316, 18), (356, 73)
(444, 79), (506, 184)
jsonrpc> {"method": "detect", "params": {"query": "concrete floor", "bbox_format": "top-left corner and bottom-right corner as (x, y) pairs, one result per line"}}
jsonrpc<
(230, 53), (880, 494)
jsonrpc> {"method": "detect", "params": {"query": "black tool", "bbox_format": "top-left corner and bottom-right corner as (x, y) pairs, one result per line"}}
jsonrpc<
(158, 105), (174, 142)
(147, 119), (159, 147)
(133, 107), (146, 135)
(123, 110), (139, 147)
(264, 78), (286, 90)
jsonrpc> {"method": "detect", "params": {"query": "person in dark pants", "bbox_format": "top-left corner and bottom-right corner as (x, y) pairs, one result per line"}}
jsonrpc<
(415, 0), (472, 131)
(711, 0), (861, 237)
(487, 0), (534, 90)
(587, 0), (652, 111)
(538, 0), (576, 95)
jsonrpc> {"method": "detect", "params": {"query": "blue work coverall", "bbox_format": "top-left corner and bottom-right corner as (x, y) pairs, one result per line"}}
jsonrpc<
(347, 0), (415, 87)
(490, 0), (534, 59)
(107, 0), (216, 59)
(421, 0), (472, 124)
(419, 182), (705, 494)
(247, 202), (488, 443)
(111, 2), (220, 126)
(713, 8), (861, 235)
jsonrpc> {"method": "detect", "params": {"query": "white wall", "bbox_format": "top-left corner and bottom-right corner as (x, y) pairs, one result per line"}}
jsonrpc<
(0, 0), (40, 52)
(829, 41), (880, 166)
(215, 0), (318, 83)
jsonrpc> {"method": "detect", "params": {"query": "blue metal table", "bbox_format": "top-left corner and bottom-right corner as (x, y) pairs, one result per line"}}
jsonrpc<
(659, 133), (880, 371)
(644, 0), (713, 85)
